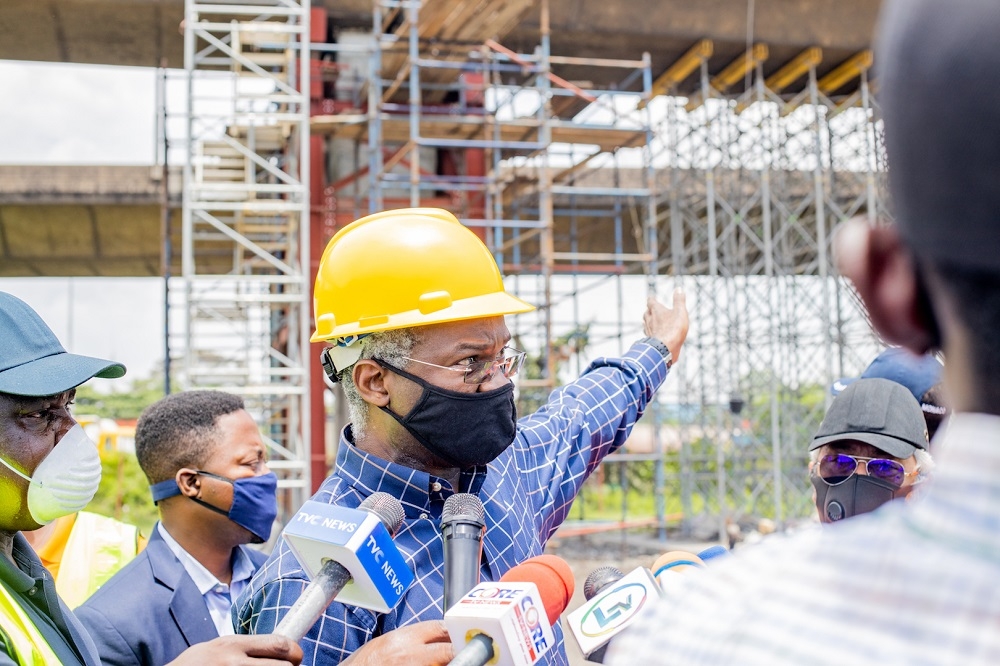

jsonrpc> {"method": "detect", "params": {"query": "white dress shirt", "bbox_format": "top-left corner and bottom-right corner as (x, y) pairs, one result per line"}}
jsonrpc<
(157, 523), (257, 636)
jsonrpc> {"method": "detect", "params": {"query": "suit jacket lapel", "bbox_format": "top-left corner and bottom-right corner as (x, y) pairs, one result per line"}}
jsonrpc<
(146, 531), (219, 647)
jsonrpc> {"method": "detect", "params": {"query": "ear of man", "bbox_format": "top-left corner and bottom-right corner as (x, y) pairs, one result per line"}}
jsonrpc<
(835, 220), (940, 355)
(353, 360), (391, 407)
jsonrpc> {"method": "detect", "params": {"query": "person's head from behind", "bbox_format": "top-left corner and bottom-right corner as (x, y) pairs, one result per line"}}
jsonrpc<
(810, 378), (932, 523)
(137, 390), (276, 545)
(839, 0), (1000, 417)
(312, 208), (534, 472)
(0, 292), (125, 533)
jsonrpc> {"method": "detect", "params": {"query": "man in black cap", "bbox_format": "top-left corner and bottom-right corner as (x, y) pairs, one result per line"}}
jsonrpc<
(833, 347), (948, 440)
(810, 378), (932, 523)
(0, 291), (302, 666)
(608, 0), (1000, 662)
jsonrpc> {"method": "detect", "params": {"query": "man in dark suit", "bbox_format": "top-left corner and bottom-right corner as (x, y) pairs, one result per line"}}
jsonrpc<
(76, 391), (278, 666)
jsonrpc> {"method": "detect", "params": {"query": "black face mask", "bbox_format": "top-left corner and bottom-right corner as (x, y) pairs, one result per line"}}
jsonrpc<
(377, 361), (518, 469)
(811, 473), (899, 522)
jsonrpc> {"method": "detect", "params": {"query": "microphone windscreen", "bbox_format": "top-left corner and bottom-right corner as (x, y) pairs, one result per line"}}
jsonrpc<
(650, 551), (706, 577)
(358, 492), (405, 536)
(500, 554), (575, 625)
(583, 566), (624, 600)
(442, 493), (485, 524)
(697, 545), (730, 563)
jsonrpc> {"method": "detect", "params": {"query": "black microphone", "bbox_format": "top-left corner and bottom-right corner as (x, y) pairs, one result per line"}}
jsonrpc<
(441, 493), (486, 612)
(580, 566), (624, 664)
(274, 492), (406, 640)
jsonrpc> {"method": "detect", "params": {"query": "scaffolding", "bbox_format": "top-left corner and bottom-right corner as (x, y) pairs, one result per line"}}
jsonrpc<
(180, 0), (312, 516)
(307, 4), (888, 542)
(653, 45), (886, 539)
(173, 0), (888, 541)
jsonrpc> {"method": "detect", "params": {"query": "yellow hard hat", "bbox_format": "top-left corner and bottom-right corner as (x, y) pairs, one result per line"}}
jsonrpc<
(311, 208), (535, 342)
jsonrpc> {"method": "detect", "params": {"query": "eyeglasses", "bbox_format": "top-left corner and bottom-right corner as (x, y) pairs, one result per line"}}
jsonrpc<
(402, 346), (526, 384)
(815, 453), (919, 487)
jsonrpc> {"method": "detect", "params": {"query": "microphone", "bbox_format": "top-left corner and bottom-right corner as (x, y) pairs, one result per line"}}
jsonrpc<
(446, 554), (574, 666)
(579, 567), (624, 664)
(441, 493), (487, 612)
(566, 564), (663, 663)
(697, 544), (730, 563)
(275, 492), (414, 640)
(650, 550), (706, 591)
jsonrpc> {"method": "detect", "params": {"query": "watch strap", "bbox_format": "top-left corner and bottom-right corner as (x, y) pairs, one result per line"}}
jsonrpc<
(639, 336), (673, 368)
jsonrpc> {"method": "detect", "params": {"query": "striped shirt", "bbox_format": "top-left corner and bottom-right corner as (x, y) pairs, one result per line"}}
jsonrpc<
(608, 412), (1000, 665)
(234, 341), (669, 665)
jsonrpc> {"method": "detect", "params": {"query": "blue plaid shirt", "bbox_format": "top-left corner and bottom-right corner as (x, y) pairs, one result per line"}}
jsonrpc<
(233, 341), (669, 664)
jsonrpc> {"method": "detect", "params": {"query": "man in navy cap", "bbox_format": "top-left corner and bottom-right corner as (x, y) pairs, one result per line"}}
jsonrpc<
(609, 0), (1000, 662)
(0, 291), (302, 666)
(834, 347), (948, 440)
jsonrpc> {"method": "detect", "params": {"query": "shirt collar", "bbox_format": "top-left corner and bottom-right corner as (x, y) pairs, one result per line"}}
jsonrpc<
(335, 426), (487, 517)
(156, 523), (255, 594)
(1, 533), (46, 594)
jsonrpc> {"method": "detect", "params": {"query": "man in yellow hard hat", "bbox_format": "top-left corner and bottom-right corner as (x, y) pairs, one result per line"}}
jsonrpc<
(234, 208), (689, 664)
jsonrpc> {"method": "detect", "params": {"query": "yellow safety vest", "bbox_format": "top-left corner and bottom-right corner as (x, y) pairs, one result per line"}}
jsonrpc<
(56, 512), (139, 609)
(0, 581), (63, 665)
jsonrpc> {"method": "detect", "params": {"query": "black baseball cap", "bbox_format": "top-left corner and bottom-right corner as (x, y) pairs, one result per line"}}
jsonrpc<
(811, 378), (929, 459)
(0, 292), (126, 397)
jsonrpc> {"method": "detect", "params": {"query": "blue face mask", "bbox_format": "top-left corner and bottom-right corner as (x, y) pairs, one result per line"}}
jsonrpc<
(151, 471), (278, 543)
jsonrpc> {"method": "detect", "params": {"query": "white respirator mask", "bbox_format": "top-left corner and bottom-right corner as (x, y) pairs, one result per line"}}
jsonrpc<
(0, 424), (103, 524)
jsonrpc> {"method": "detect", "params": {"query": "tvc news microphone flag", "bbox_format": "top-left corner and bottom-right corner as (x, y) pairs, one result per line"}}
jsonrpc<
(446, 555), (574, 666)
(279, 492), (414, 628)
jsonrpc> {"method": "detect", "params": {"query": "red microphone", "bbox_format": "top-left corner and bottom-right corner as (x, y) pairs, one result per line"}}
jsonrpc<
(446, 554), (575, 666)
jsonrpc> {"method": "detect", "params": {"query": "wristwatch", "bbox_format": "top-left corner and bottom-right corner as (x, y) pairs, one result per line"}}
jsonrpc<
(639, 336), (673, 369)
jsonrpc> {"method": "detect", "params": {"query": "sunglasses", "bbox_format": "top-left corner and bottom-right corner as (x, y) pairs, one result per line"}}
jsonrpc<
(815, 453), (918, 487)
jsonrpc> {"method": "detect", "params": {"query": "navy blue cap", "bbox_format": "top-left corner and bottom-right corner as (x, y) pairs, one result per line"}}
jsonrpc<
(0, 292), (126, 397)
(832, 347), (944, 416)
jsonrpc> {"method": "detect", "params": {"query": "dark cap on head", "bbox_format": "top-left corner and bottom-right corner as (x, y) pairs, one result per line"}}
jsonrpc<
(0, 292), (126, 396)
(811, 378), (928, 459)
(879, 0), (1000, 271)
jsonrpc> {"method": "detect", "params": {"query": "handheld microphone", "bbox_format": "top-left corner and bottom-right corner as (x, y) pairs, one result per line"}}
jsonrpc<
(566, 565), (663, 663)
(441, 493), (487, 611)
(579, 567), (624, 664)
(446, 554), (574, 666)
(275, 492), (414, 640)
(650, 551), (706, 594)
(697, 544), (730, 563)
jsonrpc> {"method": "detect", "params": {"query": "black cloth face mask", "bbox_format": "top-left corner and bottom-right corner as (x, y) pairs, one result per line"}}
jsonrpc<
(376, 360), (517, 469)
(811, 472), (898, 522)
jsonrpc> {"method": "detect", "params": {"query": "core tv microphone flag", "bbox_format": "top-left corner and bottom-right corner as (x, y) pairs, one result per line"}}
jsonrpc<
(276, 492), (414, 640)
(446, 554), (574, 666)
(567, 565), (663, 661)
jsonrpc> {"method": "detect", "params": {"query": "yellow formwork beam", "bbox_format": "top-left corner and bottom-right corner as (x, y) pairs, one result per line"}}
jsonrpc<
(685, 43), (769, 112)
(712, 43), (769, 92)
(640, 39), (713, 109)
(765, 47), (823, 93)
(818, 50), (874, 94)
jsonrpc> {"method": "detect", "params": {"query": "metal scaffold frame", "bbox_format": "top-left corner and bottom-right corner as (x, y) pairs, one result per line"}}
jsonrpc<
(654, 45), (887, 540)
(305, 7), (888, 543)
(181, 0), (312, 517)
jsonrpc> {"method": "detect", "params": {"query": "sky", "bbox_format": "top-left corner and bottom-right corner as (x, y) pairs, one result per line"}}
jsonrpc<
(0, 60), (167, 384)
